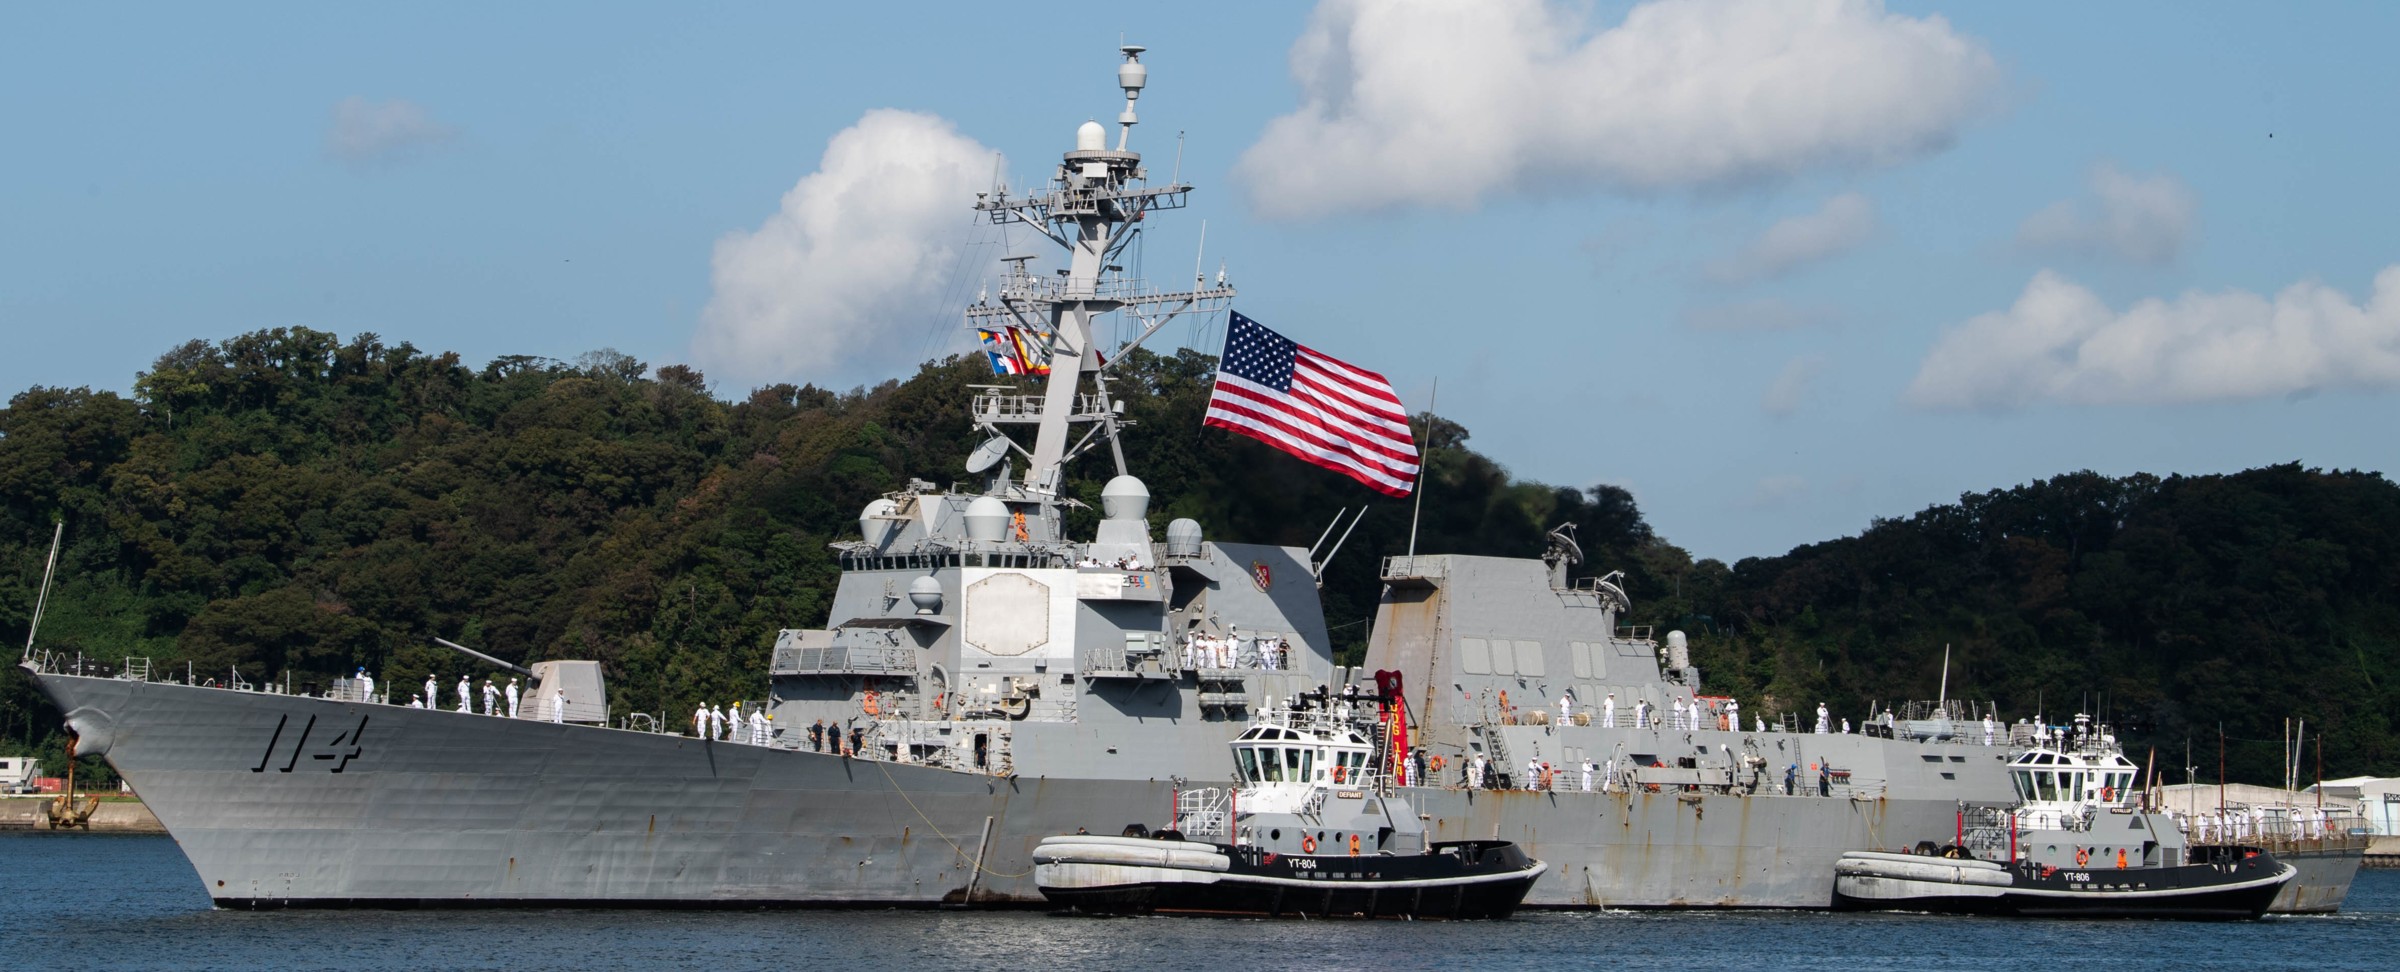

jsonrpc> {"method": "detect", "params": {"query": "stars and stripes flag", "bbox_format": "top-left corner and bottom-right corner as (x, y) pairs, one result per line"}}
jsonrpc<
(1203, 312), (1420, 496)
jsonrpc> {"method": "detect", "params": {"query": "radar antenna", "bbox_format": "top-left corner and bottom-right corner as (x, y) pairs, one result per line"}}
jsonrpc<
(966, 46), (1234, 499)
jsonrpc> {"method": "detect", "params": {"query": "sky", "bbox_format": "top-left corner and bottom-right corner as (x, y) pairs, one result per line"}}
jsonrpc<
(4, 1), (2396, 563)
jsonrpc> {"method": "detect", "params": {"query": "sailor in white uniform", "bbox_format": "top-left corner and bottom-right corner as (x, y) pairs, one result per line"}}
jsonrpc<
(1841, 718), (1851, 734)
(456, 677), (471, 713)
(482, 678), (498, 716)
(1726, 698), (1740, 730)
(1983, 713), (1996, 745)
(1603, 693), (1616, 728)
(1581, 759), (1595, 792)
(1814, 703), (1830, 734)
(356, 668), (374, 703)
(1558, 694), (1573, 725)
(694, 703), (709, 738)
(709, 704), (726, 740)
(1757, 714), (1768, 733)
(749, 708), (767, 745)
(550, 688), (565, 724)
(1671, 697), (1686, 731)
(505, 678), (521, 718)
(424, 675), (438, 712)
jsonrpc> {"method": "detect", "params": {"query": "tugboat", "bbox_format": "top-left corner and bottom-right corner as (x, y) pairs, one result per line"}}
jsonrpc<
(1833, 714), (2294, 920)
(1035, 676), (1545, 919)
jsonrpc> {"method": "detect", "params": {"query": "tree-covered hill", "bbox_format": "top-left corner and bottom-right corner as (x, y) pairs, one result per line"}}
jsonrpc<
(3, 327), (2394, 786)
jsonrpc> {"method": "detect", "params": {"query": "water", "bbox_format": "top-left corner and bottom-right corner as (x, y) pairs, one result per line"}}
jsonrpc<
(6, 833), (2396, 971)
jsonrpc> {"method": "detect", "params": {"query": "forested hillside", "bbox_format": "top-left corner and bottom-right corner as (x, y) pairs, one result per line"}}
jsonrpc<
(4, 327), (2394, 786)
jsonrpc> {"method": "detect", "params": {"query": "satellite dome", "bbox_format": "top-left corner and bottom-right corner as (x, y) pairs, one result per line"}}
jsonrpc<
(1164, 518), (1203, 558)
(964, 496), (1010, 542)
(908, 575), (944, 615)
(859, 498), (899, 548)
(1076, 120), (1107, 152)
(1101, 475), (1149, 521)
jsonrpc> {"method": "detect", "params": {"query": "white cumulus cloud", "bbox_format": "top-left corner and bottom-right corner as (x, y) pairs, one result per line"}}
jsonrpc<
(694, 109), (996, 388)
(1237, 0), (1999, 219)
(1707, 192), (1879, 283)
(1762, 354), (1828, 416)
(325, 97), (454, 164)
(1905, 266), (2400, 410)
(2017, 163), (2197, 265)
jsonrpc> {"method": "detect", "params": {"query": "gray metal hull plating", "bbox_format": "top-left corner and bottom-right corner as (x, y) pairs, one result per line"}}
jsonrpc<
(41, 671), (2007, 910)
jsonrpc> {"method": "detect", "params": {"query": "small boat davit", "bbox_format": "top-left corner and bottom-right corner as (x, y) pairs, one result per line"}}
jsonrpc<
(1035, 676), (1545, 919)
(1834, 714), (2294, 920)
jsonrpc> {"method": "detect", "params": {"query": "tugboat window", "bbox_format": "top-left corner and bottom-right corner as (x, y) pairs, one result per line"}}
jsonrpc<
(1238, 747), (1260, 783)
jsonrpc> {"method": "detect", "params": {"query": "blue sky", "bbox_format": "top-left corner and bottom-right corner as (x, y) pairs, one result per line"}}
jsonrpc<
(4, 1), (2395, 563)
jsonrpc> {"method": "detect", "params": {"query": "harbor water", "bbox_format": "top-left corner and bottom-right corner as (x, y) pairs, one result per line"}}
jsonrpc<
(6, 833), (2396, 971)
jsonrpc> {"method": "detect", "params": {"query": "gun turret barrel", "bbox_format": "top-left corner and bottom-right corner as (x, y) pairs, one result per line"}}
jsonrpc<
(432, 637), (535, 676)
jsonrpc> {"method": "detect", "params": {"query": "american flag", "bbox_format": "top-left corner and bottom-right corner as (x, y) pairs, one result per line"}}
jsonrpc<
(1203, 312), (1420, 496)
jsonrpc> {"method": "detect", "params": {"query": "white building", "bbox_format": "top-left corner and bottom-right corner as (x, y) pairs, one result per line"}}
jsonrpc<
(2310, 777), (2400, 836)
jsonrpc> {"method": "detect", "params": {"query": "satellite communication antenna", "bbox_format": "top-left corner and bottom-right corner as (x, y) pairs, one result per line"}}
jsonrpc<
(965, 436), (1012, 475)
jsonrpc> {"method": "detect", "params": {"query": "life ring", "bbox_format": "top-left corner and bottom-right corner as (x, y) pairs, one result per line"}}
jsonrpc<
(1644, 760), (1665, 794)
(2075, 847), (2091, 867)
(1300, 834), (1317, 854)
(2101, 785), (2114, 802)
(1333, 765), (1346, 784)
(1348, 833), (1361, 856)
(862, 690), (880, 716)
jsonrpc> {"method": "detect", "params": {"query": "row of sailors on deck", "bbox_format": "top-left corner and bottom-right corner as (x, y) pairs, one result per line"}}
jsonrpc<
(1077, 555), (1148, 570)
(1181, 633), (1290, 671)
(692, 701), (773, 744)
(2184, 806), (2345, 843)
(1574, 692), (1740, 731)
(380, 670), (564, 724)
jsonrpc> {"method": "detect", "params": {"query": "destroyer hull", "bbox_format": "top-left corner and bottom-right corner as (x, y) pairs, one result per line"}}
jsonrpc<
(27, 672), (2282, 911)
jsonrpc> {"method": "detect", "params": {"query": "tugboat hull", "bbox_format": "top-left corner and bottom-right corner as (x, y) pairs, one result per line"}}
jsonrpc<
(1034, 836), (1544, 919)
(1833, 850), (2294, 920)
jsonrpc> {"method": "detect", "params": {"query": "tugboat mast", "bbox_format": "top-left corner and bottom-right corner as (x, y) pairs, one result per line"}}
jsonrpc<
(968, 45), (1234, 498)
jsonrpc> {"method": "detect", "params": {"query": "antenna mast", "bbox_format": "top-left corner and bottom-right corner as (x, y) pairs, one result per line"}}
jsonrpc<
(966, 45), (1233, 498)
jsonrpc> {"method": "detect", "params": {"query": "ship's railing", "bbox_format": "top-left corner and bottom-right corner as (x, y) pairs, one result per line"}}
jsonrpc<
(968, 390), (1119, 424)
(1081, 645), (1180, 678)
(115, 657), (150, 682)
(771, 644), (915, 676)
(1175, 787), (1231, 839)
(520, 698), (607, 724)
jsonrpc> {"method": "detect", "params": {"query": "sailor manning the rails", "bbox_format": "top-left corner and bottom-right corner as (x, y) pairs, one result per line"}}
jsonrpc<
(1581, 759), (1595, 791)
(482, 677), (498, 716)
(550, 688), (565, 723)
(425, 675), (438, 711)
(506, 677), (521, 718)
(749, 708), (767, 745)
(1815, 703), (1831, 734)
(694, 703), (709, 738)
(456, 677), (471, 713)
(1983, 713), (1996, 745)
(1602, 692), (1616, 728)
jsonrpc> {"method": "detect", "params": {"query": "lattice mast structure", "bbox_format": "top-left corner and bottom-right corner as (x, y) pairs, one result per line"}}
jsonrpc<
(968, 45), (1234, 497)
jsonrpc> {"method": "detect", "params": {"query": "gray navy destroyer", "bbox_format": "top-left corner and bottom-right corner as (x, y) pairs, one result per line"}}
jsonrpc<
(19, 46), (2364, 913)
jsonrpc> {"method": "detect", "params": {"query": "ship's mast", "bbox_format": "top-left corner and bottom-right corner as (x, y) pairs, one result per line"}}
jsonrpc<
(968, 46), (1234, 499)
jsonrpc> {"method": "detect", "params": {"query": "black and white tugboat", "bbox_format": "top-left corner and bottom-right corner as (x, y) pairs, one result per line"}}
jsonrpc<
(1834, 714), (2293, 920)
(1034, 676), (1544, 919)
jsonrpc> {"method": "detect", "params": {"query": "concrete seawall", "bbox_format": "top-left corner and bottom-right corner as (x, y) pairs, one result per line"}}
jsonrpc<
(0, 797), (166, 833)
